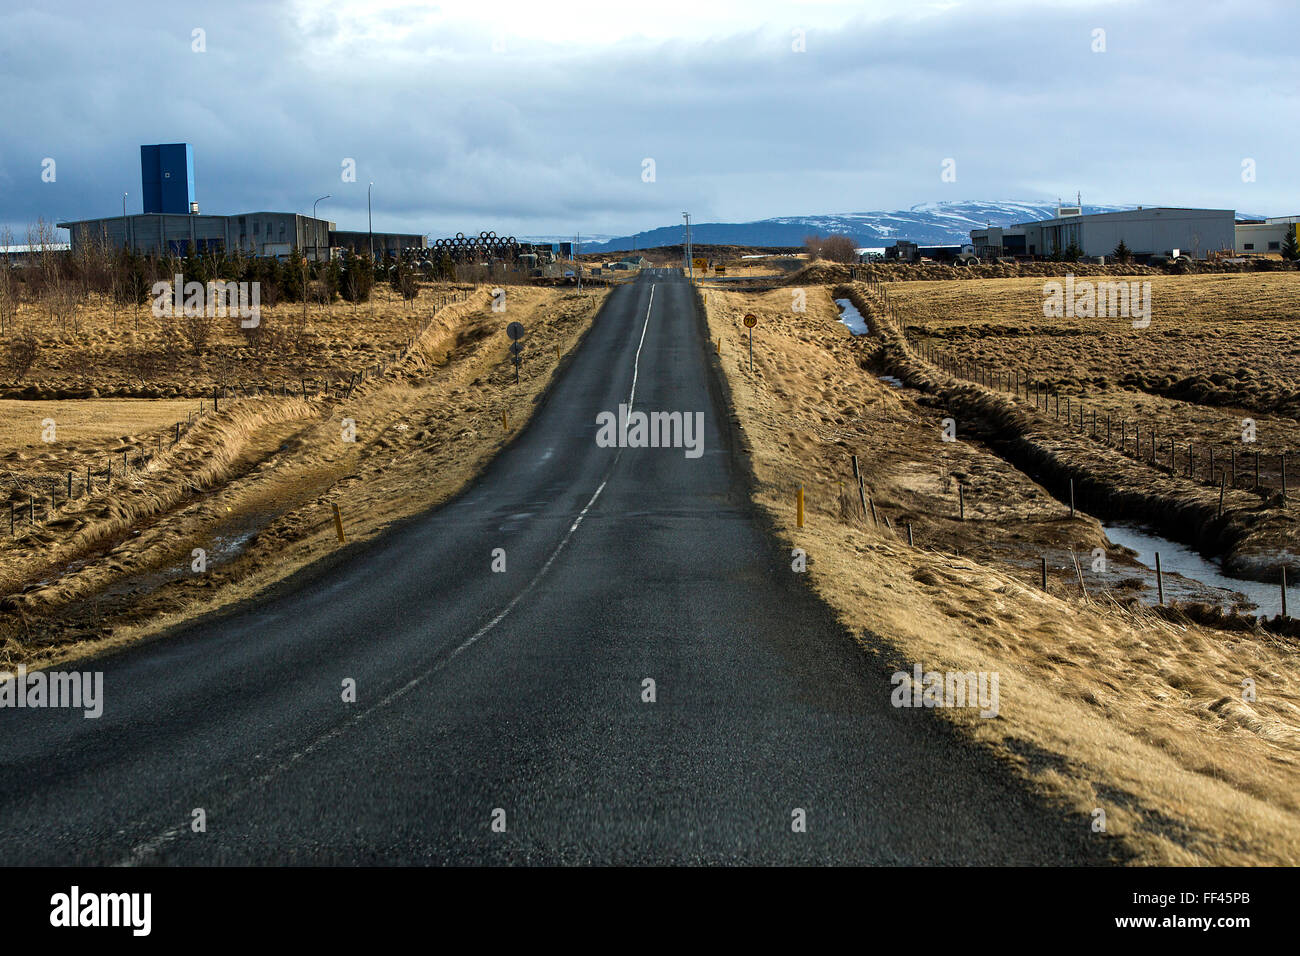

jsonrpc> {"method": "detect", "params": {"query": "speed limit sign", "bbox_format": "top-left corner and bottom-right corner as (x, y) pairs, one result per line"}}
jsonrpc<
(743, 314), (757, 370)
(743, 313), (757, 328)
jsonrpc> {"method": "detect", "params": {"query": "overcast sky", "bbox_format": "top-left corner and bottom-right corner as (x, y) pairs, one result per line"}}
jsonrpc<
(2, 0), (1296, 240)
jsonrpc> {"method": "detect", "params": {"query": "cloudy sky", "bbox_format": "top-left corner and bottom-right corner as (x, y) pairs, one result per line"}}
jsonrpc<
(2, 0), (1296, 241)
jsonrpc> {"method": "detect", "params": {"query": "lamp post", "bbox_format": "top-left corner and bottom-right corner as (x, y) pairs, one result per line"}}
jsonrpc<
(313, 195), (330, 262)
(122, 192), (129, 251)
(367, 182), (374, 262)
(683, 211), (692, 280)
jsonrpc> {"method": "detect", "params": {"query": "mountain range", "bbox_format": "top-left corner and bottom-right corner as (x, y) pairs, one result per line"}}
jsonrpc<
(567, 201), (1146, 252)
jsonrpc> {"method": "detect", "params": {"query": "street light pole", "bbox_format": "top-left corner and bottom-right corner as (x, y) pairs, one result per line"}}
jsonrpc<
(123, 192), (129, 251)
(683, 211), (692, 281)
(313, 195), (331, 263)
(367, 182), (374, 262)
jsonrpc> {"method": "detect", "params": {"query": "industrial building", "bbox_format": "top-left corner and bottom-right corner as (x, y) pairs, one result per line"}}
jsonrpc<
(57, 144), (418, 261)
(59, 211), (336, 260)
(1234, 216), (1300, 255)
(971, 207), (1235, 260)
(330, 231), (427, 259)
(1, 242), (71, 265)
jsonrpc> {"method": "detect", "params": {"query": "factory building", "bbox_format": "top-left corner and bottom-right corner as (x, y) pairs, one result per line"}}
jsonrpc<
(971, 207), (1235, 260)
(329, 231), (428, 259)
(1234, 216), (1300, 255)
(59, 211), (336, 260)
(57, 144), (415, 261)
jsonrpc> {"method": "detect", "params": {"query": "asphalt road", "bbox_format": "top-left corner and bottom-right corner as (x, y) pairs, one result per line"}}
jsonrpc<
(0, 269), (1111, 864)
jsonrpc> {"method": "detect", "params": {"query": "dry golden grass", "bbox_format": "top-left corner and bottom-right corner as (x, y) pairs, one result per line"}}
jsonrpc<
(895, 273), (1300, 421)
(1, 283), (470, 396)
(0, 398), (199, 455)
(1, 286), (607, 670)
(705, 282), (1300, 865)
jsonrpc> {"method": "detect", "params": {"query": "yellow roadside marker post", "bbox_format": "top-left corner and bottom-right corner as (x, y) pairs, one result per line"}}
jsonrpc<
(332, 503), (347, 543)
(797, 485), (805, 528)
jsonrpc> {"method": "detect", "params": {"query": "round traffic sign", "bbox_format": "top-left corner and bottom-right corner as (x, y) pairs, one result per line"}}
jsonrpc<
(506, 321), (525, 340)
(743, 313), (757, 328)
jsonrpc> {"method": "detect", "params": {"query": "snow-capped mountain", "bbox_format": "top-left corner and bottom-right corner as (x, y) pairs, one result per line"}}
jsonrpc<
(580, 201), (1138, 252)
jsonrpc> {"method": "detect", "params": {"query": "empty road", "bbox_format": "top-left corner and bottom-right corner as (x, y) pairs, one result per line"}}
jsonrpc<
(0, 269), (1110, 864)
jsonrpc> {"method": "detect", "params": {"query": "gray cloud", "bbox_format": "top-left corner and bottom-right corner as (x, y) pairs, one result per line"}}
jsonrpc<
(2, 0), (1296, 242)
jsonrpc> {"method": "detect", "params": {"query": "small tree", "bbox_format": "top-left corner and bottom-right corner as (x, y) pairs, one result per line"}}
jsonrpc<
(804, 234), (857, 263)
(323, 257), (342, 303)
(820, 235), (858, 263)
(1112, 239), (1132, 263)
(390, 257), (419, 309)
(1062, 241), (1083, 263)
(3, 326), (40, 381)
(436, 250), (455, 282)
(281, 248), (307, 302)
(0, 226), (17, 334)
(122, 342), (158, 386)
(340, 250), (373, 306)
(1282, 230), (1300, 262)
(181, 305), (215, 359)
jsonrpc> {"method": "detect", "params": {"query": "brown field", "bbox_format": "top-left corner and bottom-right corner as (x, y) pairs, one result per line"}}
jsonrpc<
(704, 279), (1300, 865)
(1, 282), (470, 398)
(895, 272), (1300, 419)
(0, 398), (200, 455)
(0, 284), (607, 670)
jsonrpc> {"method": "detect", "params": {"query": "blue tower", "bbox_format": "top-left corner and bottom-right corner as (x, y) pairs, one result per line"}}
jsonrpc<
(140, 144), (196, 214)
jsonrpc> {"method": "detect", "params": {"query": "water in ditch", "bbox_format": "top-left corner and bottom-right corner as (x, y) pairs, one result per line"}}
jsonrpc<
(1103, 522), (1289, 618)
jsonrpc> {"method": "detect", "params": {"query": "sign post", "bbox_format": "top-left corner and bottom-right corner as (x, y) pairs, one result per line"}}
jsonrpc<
(743, 313), (757, 371)
(507, 321), (525, 384)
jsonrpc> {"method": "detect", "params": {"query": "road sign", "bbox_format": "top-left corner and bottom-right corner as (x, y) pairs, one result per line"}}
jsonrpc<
(693, 257), (707, 271)
(715, 265), (726, 275)
(506, 321), (525, 340)
(510, 341), (524, 355)
(743, 313), (757, 372)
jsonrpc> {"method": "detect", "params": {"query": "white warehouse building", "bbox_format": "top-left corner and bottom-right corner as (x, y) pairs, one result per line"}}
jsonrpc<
(971, 207), (1235, 260)
(1235, 216), (1300, 255)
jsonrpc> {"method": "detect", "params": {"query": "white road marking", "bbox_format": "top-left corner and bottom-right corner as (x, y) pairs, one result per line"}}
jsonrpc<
(628, 283), (655, 411)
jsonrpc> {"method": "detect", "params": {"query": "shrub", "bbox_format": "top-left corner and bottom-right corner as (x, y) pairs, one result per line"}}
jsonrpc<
(3, 327), (40, 380)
